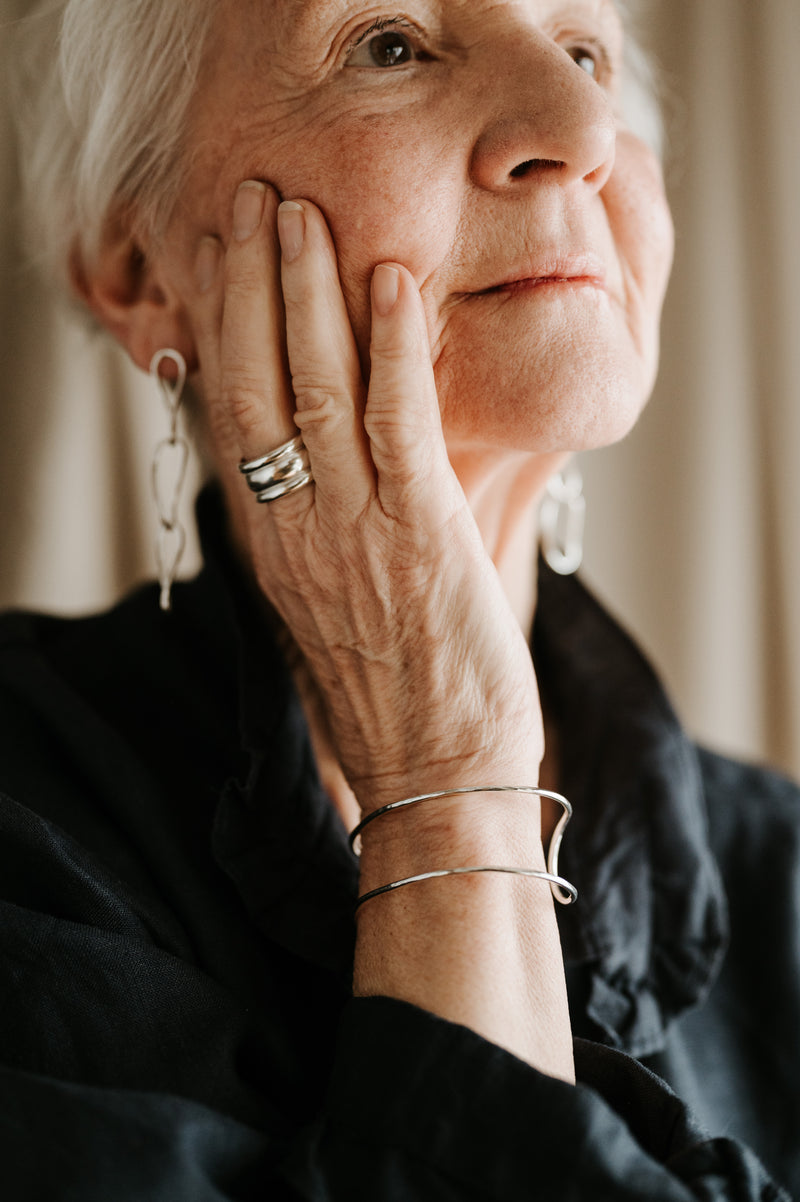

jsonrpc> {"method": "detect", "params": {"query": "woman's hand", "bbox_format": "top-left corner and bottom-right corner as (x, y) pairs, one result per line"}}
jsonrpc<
(190, 180), (574, 1081)
(191, 181), (543, 816)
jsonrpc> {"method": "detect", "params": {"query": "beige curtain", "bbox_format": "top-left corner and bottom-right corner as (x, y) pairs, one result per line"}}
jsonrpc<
(582, 0), (800, 778)
(2, 0), (799, 778)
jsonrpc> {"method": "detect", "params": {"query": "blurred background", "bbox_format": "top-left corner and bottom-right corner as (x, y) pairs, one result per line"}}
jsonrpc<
(1, 0), (799, 778)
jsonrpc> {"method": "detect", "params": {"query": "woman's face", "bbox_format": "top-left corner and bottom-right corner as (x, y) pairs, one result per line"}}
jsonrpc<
(165, 0), (674, 457)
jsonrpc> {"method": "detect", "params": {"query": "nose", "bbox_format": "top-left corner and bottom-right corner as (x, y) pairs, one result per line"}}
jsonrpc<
(469, 31), (617, 194)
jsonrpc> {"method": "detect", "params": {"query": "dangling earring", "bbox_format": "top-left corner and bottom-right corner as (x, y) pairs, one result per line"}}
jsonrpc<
(540, 462), (585, 576)
(149, 349), (189, 612)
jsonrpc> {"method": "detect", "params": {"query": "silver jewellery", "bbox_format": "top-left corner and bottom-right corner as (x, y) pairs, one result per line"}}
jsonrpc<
(150, 349), (189, 612)
(350, 785), (577, 911)
(355, 865), (577, 912)
(239, 435), (313, 504)
(540, 463), (585, 576)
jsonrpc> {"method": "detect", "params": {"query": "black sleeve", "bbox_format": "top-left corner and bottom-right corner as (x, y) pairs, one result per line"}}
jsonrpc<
(285, 997), (788, 1202)
(1, 1006), (789, 1201)
(1, 951), (789, 1201)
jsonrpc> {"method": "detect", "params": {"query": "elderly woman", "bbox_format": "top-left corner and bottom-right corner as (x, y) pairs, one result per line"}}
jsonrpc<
(2, 0), (799, 1198)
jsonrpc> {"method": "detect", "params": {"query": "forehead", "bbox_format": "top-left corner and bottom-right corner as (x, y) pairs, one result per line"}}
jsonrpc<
(264, 0), (621, 36)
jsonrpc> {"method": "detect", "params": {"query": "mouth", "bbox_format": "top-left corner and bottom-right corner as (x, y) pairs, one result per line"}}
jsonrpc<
(473, 256), (608, 296)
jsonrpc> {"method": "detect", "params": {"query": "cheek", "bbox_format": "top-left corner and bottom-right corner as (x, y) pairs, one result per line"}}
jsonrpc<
(276, 115), (462, 355)
(601, 136), (674, 397)
(607, 135), (674, 309)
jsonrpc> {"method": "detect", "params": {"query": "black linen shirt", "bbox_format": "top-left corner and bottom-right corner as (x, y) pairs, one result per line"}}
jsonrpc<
(0, 489), (797, 1200)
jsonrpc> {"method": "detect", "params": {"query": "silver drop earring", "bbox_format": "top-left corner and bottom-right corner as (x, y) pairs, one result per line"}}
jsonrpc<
(540, 463), (585, 576)
(149, 349), (189, 612)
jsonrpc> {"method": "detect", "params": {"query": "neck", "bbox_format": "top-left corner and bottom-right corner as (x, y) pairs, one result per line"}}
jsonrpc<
(448, 445), (570, 813)
(447, 446), (568, 637)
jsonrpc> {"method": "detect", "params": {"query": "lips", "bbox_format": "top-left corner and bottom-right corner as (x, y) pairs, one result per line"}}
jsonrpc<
(474, 255), (608, 295)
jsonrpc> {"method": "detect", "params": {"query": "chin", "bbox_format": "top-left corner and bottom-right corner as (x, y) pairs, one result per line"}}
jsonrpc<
(434, 323), (656, 456)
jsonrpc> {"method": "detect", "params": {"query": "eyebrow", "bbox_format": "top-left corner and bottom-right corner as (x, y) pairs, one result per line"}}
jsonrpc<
(278, 0), (624, 39)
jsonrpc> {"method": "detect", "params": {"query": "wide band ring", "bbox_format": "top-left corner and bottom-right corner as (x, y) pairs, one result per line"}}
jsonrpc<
(239, 435), (313, 504)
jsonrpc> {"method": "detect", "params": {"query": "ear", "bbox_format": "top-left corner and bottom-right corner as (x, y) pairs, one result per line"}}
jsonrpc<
(72, 217), (197, 375)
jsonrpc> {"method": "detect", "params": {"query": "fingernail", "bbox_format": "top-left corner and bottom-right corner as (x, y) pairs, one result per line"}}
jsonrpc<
(233, 181), (266, 242)
(194, 236), (222, 293)
(373, 265), (400, 317)
(277, 201), (305, 263)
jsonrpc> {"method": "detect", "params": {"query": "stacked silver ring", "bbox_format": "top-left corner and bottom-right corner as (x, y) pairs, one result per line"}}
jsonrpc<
(239, 435), (313, 503)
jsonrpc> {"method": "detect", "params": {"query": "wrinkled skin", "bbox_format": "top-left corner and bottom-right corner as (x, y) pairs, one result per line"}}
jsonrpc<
(171, 0), (672, 449)
(83, 0), (675, 1079)
(88, 0), (674, 813)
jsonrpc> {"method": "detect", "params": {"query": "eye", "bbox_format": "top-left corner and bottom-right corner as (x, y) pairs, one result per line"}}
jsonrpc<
(566, 44), (602, 80)
(346, 19), (420, 69)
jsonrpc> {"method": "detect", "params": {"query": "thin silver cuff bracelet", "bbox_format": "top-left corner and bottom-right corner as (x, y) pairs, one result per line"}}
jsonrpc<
(350, 786), (577, 909)
(355, 864), (578, 911)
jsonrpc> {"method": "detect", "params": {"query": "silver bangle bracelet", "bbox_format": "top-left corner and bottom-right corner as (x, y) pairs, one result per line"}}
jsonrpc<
(349, 785), (572, 854)
(351, 786), (577, 910)
(355, 864), (578, 911)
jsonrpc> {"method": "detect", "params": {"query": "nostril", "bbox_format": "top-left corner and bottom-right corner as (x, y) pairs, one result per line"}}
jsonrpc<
(510, 158), (566, 179)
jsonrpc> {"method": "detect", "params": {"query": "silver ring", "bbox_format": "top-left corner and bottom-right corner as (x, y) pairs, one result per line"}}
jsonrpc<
(239, 435), (313, 503)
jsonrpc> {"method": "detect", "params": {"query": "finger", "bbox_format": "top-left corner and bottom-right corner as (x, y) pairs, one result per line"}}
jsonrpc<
(219, 182), (298, 463)
(366, 264), (461, 528)
(191, 235), (233, 451)
(278, 200), (375, 516)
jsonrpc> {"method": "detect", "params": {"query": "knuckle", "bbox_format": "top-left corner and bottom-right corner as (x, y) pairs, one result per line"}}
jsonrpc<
(289, 365), (338, 395)
(293, 392), (342, 429)
(363, 404), (417, 445)
(223, 254), (267, 298)
(292, 378), (348, 412)
(372, 340), (410, 368)
(220, 378), (265, 433)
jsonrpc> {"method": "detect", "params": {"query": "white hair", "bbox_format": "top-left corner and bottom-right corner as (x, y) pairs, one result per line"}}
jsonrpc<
(617, 0), (667, 159)
(10, 0), (217, 290)
(9, 0), (664, 293)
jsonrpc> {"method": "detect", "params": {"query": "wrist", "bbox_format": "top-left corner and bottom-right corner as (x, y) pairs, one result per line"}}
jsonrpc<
(350, 745), (544, 819)
(356, 788), (547, 897)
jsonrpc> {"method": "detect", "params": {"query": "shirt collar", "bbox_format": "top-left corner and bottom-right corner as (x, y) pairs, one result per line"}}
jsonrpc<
(535, 562), (729, 1057)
